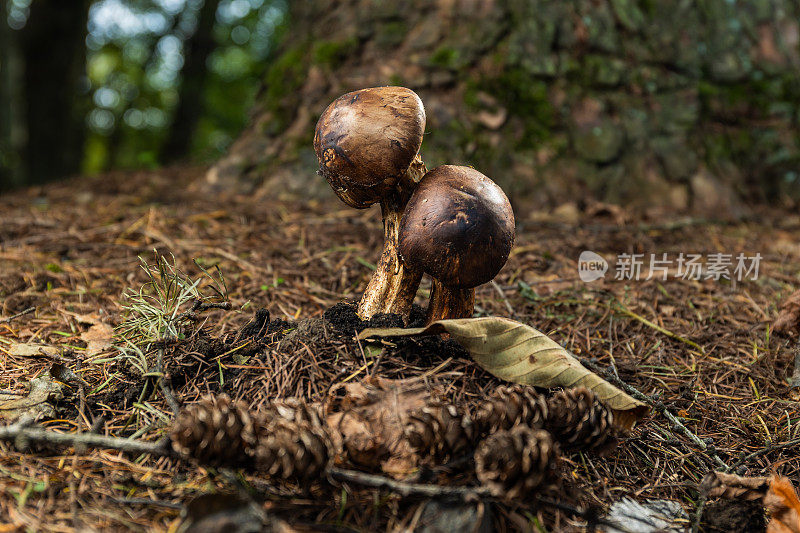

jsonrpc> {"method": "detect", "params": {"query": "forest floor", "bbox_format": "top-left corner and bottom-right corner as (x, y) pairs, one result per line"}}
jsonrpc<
(1, 167), (799, 532)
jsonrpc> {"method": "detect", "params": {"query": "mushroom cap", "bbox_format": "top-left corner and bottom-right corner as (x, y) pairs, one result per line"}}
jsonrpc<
(398, 165), (515, 288)
(314, 86), (426, 209)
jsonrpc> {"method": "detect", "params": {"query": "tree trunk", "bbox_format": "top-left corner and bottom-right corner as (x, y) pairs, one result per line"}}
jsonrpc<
(20, 0), (90, 185)
(160, 0), (221, 162)
(0, 0), (13, 189)
(205, 0), (800, 216)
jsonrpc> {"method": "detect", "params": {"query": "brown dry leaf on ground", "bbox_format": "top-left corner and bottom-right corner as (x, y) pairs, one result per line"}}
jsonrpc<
(0, 374), (63, 421)
(326, 378), (430, 477)
(80, 322), (114, 356)
(360, 317), (648, 429)
(5, 342), (60, 358)
(704, 471), (771, 500)
(704, 472), (800, 532)
(766, 477), (800, 533)
(773, 290), (800, 335)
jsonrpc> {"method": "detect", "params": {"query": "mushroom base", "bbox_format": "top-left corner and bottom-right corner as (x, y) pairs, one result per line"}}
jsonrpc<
(426, 280), (476, 324)
(356, 191), (423, 322)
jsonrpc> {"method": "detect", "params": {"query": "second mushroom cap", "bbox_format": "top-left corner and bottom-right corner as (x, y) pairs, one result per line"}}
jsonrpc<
(398, 165), (515, 289)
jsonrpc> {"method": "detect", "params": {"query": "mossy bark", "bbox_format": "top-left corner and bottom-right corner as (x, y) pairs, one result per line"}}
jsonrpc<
(207, 0), (800, 215)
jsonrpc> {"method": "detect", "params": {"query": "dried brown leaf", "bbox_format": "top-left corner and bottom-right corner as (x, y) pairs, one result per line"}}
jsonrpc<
(773, 290), (800, 336)
(326, 378), (430, 477)
(360, 317), (648, 429)
(704, 473), (800, 533)
(0, 374), (64, 421)
(766, 476), (800, 533)
(703, 471), (770, 501)
(6, 343), (60, 358)
(81, 322), (114, 356)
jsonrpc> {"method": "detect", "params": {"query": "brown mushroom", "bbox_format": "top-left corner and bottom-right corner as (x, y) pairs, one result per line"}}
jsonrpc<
(314, 86), (427, 321)
(398, 165), (515, 323)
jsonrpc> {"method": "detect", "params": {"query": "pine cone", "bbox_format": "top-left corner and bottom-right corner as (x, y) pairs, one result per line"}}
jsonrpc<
(545, 387), (619, 454)
(253, 412), (333, 480)
(268, 397), (326, 428)
(474, 426), (558, 498)
(474, 384), (549, 435)
(170, 394), (258, 467)
(405, 399), (477, 461)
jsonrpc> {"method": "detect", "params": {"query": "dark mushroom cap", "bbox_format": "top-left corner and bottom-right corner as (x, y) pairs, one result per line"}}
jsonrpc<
(314, 86), (425, 209)
(398, 165), (515, 288)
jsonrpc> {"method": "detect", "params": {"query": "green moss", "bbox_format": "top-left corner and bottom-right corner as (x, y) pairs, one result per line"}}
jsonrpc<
(468, 68), (554, 145)
(429, 46), (461, 69)
(262, 44), (310, 132)
(375, 21), (408, 48)
(311, 37), (358, 67)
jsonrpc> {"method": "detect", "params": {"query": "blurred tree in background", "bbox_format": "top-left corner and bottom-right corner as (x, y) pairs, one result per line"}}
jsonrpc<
(0, 0), (286, 189)
(2, 0), (800, 219)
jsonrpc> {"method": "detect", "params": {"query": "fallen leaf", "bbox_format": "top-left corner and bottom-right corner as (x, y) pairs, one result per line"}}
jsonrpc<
(359, 317), (648, 429)
(703, 471), (770, 501)
(5, 343), (60, 358)
(326, 378), (430, 477)
(705, 473), (800, 533)
(773, 290), (800, 336)
(50, 363), (88, 386)
(0, 374), (64, 421)
(81, 323), (114, 356)
(766, 476), (800, 533)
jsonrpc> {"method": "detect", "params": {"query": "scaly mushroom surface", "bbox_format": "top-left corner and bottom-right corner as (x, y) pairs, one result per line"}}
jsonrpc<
(314, 86), (427, 321)
(398, 165), (515, 323)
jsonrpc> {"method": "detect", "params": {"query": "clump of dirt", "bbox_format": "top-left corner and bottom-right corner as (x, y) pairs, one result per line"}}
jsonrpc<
(3, 292), (43, 314)
(700, 500), (766, 533)
(322, 302), (468, 363)
(237, 307), (294, 341)
(0, 273), (26, 296)
(323, 301), (427, 335)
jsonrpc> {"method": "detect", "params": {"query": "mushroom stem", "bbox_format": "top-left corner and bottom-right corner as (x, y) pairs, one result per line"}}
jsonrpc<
(426, 279), (476, 324)
(356, 155), (427, 321)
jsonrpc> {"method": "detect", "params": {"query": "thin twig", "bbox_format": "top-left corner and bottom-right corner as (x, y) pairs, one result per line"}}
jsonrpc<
(328, 467), (491, 499)
(155, 346), (180, 416)
(726, 436), (800, 473)
(0, 420), (175, 457)
(328, 469), (633, 532)
(791, 337), (800, 389)
(579, 357), (728, 470)
(177, 300), (232, 323)
(0, 306), (35, 324)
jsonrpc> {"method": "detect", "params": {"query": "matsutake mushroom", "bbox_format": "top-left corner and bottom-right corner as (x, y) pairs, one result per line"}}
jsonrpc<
(398, 165), (515, 324)
(314, 86), (427, 321)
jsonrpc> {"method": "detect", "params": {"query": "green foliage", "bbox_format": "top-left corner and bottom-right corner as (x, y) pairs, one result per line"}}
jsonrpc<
(116, 252), (228, 373)
(260, 43), (310, 133)
(80, 0), (288, 173)
(429, 46), (461, 69)
(312, 37), (358, 67)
